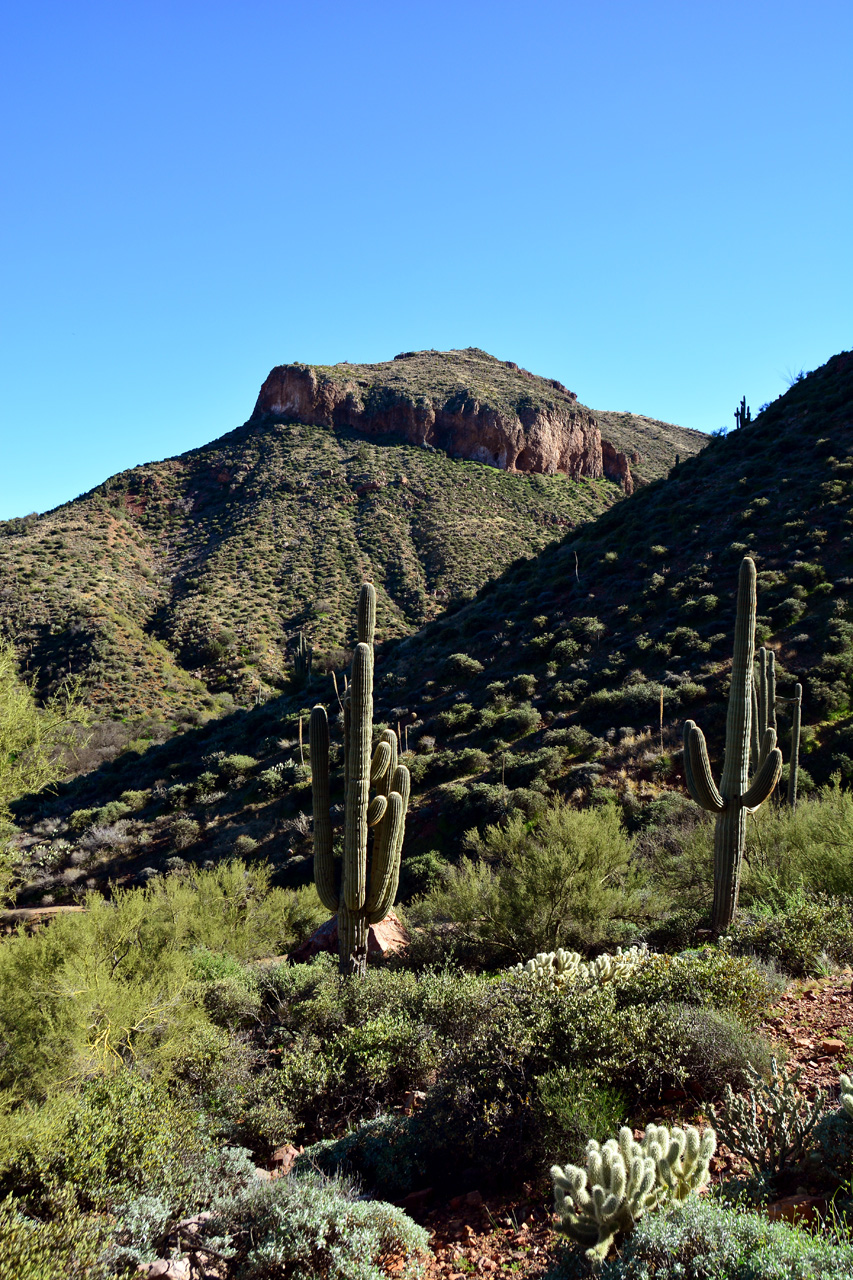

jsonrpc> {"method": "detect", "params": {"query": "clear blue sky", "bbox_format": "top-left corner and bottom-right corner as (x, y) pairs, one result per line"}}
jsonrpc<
(1, 0), (850, 520)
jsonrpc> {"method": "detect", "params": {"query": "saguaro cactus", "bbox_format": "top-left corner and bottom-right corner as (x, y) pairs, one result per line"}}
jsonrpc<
(751, 647), (803, 808)
(788, 683), (802, 808)
(294, 631), (313, 685)
(683, 557), (782, 932)
(310, 584), (410, 975)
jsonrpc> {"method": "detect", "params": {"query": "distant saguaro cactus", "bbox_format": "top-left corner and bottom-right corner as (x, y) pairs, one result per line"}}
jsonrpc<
(294, 631), (313, 685)
(683, 558), (782, 932)
(734, 396), (752, 430)
(310, 584), (410, 976)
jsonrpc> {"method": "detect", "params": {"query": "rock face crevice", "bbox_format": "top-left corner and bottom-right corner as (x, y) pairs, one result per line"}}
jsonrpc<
(251, 355), (634, 489)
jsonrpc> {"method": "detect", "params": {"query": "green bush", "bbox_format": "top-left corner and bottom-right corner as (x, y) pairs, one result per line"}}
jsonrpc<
(0, 1070), (245, 1211)
(613, 951), (779, 1028)
(550, 1195), (853, 1279)
(220, 753), (258, 781)
(444, 652), (484, 677)
(171, 816), (201, 848)
(119, 789), (149, 810)
(0, 863), (324, 1099)
(739, 780), (853, 905)
(196, 1172), (430, 1280)
(410, 799), (646, 963)
(656, 1003), (774, 1096)
(729, 893), (853, 975)
(68, 807), (97, 833)
(0, 1183), (109, 1280)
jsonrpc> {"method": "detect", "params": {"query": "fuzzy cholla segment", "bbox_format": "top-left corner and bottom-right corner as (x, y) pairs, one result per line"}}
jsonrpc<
(551, 1123), (715, 1261)
(512, 944), (648, 989)
(840, 1073), (853, 1121)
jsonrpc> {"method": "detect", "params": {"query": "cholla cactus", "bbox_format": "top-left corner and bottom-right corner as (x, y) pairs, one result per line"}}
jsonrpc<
(840, 1073), (853, 1121)
(551, 1123), (715, 1261)
(709, 1057), (826, 1178)
(511, 944), (648, 988)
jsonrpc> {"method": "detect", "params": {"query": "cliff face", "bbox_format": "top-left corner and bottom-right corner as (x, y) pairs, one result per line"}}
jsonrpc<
(251, 353), (628, 485)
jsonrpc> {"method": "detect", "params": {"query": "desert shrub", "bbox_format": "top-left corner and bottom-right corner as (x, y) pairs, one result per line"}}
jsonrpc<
(0, 1182), (109, 1280)
(553, 1195), (853, 1279)
(552, 637), (580, 664)
(0, 864), (324, 1099)
(512, 673), (537, 697)
(68, 807), (97, 833)
(740, 781), (853, 905)
(444, 652), (484, 677)
(257, 766), (285, 798)
(95, 799), (131, 824)
(195, 1172), (429, 1280)
(543, 725), (602, 757)
(435, 701), (477, 732)
(729, 892), (853, 975)
(119, 789), (149, 810)
(536, 1066), (627, 1167)
(299, 1115), (429, 1199)
(657, 1004), (775, 1096)
(502, 746), (564, 787)
(219, 753), (258, 781)
(0, 640), (88, 819)
(0, 1070), (246, 1212)
(499, 701), (541, 738)
(171, 816), (201, 849)
(398, 850), (448, 899)
(410, 804), (644, 964)
(234, 833), (259, 856)
(613, 951), (779, 1028)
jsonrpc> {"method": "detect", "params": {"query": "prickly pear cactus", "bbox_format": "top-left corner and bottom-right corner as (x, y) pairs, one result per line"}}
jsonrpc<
(511, 944), (649, 988)
(551, 1123), (715, 1261)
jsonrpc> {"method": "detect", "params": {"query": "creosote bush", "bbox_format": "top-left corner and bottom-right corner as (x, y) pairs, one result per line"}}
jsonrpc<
(408, 797), (645, 964)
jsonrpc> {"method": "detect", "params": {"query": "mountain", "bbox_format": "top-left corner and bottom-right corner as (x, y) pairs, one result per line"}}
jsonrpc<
(0, 350), (702, 726)
(8, 350), (851, 911)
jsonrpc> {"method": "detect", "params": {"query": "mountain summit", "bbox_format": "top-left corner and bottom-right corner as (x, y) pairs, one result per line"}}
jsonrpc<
(252, 348), (705, 495)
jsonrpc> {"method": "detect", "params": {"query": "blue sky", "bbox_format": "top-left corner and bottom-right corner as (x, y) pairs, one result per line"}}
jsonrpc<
(1, 0), (850, 520)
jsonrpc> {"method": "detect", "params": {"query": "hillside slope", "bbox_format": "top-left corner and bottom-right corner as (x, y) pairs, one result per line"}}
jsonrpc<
(8, 352), (851, 910)
(0, 351), (700, 723)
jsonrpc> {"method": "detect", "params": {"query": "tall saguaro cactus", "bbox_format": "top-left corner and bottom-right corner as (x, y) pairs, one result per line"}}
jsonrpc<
(294, 631), (313, 685)
(788, 683), (802, 809)
(683, 558), (782, 932)
(751, 646), (803, 808)
(310, 584), (410, 976)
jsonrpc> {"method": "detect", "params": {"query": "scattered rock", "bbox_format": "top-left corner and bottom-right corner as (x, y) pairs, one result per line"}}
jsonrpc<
(766, 1195), (826, 1227)
(290, 910), (409, 963)
(136, 1262), (190, 1279)
(271, 1143), (304, 1174)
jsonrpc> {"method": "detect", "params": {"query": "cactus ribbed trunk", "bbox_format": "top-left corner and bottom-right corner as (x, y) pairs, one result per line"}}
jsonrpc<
(788, 683), (802, 808)
(711, 557), (756, 932)
(338, 903), (369, 976)
(309, 582), (411, 977)
(683, 558), (783, 936)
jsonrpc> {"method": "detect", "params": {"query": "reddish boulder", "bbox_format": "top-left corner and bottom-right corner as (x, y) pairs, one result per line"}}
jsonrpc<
(290, 910), (409, 963)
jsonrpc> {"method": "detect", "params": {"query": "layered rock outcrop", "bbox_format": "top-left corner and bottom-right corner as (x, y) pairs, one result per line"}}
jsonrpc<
(251, 355), (634, 490)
